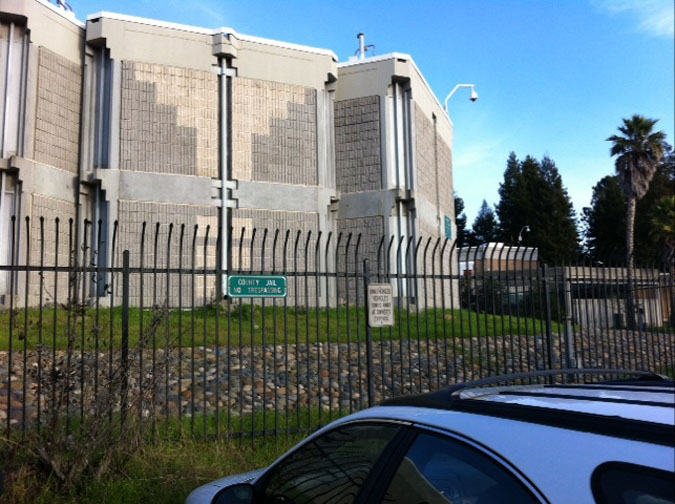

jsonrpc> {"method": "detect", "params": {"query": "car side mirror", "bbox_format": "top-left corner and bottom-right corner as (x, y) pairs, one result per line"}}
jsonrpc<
(213, 482), (256, 504)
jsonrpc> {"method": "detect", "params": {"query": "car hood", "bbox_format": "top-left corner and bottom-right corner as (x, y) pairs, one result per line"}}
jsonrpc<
(185, 468), (266, 504)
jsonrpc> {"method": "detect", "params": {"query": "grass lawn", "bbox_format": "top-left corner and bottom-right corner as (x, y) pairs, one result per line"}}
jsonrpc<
(0, 304), (560, 351)
(1, 435), (301, 504)
(0, 408), (328, 504)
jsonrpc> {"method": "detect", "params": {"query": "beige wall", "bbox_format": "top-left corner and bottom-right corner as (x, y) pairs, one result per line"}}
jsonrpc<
(115, 200), (218, 306)
(414, 104), (436, 209)
(414, 103), (454, 240)
(28, 194), (77, 304)
(120, 61), (218, 177)
(335, 96), (381, 193)
(33, 47), (82, 174)
(232, 77), (318, 185)
(0, 0), (84, 306)
(336, 215), (384, 300)
(437, 133), (453, 223)
(231, 208), (319, 305)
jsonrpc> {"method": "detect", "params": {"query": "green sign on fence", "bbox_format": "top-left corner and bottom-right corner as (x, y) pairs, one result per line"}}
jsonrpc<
(228, 275), (287, 298)
(444, 216), (453, 240)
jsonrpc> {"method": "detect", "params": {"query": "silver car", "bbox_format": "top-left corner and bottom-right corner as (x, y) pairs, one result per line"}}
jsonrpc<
(186, 369), (675, 504)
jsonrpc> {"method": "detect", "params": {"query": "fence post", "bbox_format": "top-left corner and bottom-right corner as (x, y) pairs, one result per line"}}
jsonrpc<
(363, 259), (375, 408)
(121, 250), (130, 426)
(562, 266), (577, 376)
(543, 265), (554, 373)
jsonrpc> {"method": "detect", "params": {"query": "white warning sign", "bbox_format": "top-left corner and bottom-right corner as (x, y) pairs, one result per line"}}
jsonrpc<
(368, 283), (394, 327)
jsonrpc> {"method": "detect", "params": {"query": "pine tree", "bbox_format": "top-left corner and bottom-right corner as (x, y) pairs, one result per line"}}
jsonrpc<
(496, 153), (579, 263)
(495, 152), (525, 243)
(469, 200), (500, 245)
(454, 193), (469, 247)
(537, 156), (579, 261)
(634, 145), (674, 264)
(582, 176), (626, 261)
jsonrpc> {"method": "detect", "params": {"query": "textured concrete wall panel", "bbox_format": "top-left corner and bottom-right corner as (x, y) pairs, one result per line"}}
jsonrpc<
(28, 194), (78, 304)
(336, 216), (384, 301)
(334, 96), (381, 193)
(34, 48), (82, 173)
(232, 78), (317, 185)
(231, 208), (319, 304)
(120, 62), (218, 177)
(414, 103), (436, 206)
(116, 200), (218, 306)
(437, 133), (453, 222)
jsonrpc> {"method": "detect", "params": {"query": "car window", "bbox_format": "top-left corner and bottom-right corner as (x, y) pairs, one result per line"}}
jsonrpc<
(261, 423), (399, 504)
(380, 432), (538, 504)
(591, 461), (675, 504)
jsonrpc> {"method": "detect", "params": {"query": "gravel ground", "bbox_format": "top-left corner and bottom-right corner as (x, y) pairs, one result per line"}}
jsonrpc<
(1, 329), (672, 428)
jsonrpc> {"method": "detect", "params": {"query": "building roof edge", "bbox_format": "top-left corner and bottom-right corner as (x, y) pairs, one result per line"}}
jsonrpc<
(86, 12), (337, 60)
(35, 0), (85, 28)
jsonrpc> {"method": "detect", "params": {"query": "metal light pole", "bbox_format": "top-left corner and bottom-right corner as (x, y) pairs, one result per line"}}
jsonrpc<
(444, 84), (478, 112)
(518, 225), (531, 244)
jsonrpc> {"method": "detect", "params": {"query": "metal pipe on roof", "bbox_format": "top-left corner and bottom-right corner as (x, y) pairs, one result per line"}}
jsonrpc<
(357, 33), (366, 59)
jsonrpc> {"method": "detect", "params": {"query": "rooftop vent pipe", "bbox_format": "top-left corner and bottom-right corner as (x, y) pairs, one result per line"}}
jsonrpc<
(355, 33), (375, 59)
(55, 0), (74, 11)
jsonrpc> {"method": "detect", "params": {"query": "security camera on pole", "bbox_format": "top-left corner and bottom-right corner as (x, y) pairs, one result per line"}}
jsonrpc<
(444, 84), (479, 113)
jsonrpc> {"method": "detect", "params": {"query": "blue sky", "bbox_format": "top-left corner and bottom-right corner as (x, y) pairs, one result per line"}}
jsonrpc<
(67, 0), (674, 226)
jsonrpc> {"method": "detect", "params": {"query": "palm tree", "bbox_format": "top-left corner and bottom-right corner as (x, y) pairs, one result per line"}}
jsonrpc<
(607, 115), (666, 328)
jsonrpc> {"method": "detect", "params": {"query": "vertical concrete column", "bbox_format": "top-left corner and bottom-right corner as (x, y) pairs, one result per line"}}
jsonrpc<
(218, 58), (236, 290)
(316, 83), (337, 230)
(317, 78), (337, 305)
(0, 22), (30, 301)
(432, 113), (442, 237)
(389, 79), (417, 297)
(213, 32), (240, 293)
(108, 59), (121, 171)
(77, 47), (95, 278)
(84, 44), (120, 298)
(1, 21), (15, 158)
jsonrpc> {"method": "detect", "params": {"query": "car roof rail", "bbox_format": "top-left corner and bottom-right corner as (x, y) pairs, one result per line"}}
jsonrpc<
(446, 368), (668, 399)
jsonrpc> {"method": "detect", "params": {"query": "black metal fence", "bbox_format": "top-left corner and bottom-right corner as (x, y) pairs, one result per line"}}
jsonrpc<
(0, 216), (673, 440)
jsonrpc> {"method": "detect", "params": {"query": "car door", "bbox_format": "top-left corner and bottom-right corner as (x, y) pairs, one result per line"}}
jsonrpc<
(253, 420), (409, 504)
(361, 426), (547, 504)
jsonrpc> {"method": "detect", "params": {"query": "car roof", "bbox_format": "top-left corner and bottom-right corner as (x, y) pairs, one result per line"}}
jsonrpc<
(459, 382), (674, 424)
(378, 369), (675, 447)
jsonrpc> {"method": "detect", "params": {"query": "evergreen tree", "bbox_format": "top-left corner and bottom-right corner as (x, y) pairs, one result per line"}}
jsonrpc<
(536, 155), (579, 260)
(496, 153), (579, 263)
(582, 176), (626, 260)
(469, 200), (500, 245)
(650, 196), (675, 262)
(495, 152), (525, 243)
(454, 193), (469, 247)
(634, 143), (674, 264)
(583, 144), (674, 264)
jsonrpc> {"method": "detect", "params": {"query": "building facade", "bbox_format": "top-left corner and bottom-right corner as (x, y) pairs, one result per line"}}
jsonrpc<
(0, 0), (456, 306)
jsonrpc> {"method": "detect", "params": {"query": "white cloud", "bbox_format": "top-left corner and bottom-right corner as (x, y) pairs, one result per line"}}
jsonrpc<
(593, 0), (674, 38)
(454, 136), (507, 168)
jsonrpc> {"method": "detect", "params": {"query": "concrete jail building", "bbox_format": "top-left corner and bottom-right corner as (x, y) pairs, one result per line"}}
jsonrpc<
(0, 0), (456, 306)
